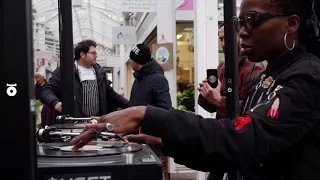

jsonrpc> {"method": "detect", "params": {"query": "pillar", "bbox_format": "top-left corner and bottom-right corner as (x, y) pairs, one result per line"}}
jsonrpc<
(194, 0), (219, 179)
(157, 0), (177, 108)
(119, 13), (132, 98)
(156, 0), (177, 177)
(1, 0), (37, 179)
(119, 44), (127, 97)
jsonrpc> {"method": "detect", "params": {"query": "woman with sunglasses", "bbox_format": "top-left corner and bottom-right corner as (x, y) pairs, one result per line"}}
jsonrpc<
(71, 0), (320, 179)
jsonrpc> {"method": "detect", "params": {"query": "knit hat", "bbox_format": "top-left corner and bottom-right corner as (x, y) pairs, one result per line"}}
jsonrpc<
(129, 44), (152, 65)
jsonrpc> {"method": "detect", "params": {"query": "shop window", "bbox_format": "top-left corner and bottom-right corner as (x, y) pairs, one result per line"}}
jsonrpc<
(176, 23), (195, 113)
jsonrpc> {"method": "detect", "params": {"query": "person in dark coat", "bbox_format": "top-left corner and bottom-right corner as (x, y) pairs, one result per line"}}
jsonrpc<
(34, 72), (56, 128)
(40, 39), (128, 117)
(127, 44), (172, 110)
(34, 72), (46, 100)
(71, 0), (320, 179)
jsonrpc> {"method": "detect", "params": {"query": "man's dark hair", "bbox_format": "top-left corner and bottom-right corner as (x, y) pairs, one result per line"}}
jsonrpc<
(219, 23), (225, 29)
(267, 0), (320, 57)
(74, 39), (97, 60)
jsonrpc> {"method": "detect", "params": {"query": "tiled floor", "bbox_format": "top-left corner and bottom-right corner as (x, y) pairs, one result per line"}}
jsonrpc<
(170, 173), (197, 180)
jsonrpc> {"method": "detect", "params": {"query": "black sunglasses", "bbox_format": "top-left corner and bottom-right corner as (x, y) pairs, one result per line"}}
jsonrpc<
(232, 12), (289, 33)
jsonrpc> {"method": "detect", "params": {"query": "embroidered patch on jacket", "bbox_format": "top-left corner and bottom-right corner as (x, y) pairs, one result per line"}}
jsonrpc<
(262, 76), (274, 88)
(267, 98), (280, 120)
(234, 116), (253, 131)
(268, 85), (283, 100)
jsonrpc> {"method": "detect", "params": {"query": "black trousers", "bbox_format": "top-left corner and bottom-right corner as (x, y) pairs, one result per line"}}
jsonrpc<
(207, 173), (224, 180)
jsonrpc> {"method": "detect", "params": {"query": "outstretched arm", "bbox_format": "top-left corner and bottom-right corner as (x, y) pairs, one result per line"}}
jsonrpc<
(141, 77), (320, 172)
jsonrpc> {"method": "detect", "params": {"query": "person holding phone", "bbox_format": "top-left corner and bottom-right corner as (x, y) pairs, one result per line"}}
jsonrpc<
(71, 0), (320, 179)
(198, 23), (265, 120)
(198, 22), (266, 180)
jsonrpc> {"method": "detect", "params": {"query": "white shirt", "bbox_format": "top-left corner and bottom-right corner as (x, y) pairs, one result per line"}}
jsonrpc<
(75, 62), (96, 82)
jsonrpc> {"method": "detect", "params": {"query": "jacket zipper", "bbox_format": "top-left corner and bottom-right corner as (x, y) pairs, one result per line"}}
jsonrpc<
(248, 82), (261, 109)
(250, 101), (270, 112)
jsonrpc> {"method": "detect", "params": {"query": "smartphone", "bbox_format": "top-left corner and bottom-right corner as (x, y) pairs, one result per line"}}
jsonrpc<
(207, 69), (218, 88)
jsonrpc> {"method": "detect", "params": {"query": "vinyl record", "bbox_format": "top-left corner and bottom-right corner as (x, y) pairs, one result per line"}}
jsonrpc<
(47, 123), (85, 129)
(37, 141), (144, 157)
(60, 145), (104, 152)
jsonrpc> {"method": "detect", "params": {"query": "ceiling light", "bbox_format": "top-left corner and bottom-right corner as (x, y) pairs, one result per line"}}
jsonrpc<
(183, 28), (194, 32)
(177, 34), (183, 39)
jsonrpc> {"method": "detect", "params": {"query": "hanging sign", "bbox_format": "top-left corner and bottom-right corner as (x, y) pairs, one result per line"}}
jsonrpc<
(120, 0), (157, 12)
(152, 43), (174, 71)
(112, 26), (137, 45)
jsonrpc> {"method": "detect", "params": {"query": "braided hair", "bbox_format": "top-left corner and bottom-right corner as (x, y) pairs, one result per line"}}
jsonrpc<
(267, 0), (320, 57)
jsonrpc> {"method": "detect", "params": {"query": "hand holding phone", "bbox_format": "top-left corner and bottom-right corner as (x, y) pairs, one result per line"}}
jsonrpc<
(207, 69), (218, 88)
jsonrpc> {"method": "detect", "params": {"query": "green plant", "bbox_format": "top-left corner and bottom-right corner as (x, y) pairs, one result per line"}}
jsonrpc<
(177, 84), (195, 114)
(35, 100), (42, 121)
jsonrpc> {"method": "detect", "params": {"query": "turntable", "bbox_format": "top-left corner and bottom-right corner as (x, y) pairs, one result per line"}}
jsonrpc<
(37, 116), (163, 180)
(36, 116), (119, 143)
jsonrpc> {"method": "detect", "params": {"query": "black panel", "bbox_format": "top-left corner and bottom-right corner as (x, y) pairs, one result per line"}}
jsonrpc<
(0, 0), (37, 179)
(38, 145), (163, 180)
(224, 0), (241, 179)
(58, 0), (75, 116)
(224, 0), (239, 118)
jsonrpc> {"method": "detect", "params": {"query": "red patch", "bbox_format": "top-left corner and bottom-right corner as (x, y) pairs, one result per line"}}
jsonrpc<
(267, 109), (270, 117)
(234, 116), (252, 131)
(267, 109), (279, 120)
(266, 98), (280, 120)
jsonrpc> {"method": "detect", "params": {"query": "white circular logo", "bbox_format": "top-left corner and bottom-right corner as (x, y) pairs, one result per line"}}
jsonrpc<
(156, 47), (169, 65)
(208, 75), (217, 84)
(6, 83), (17, 97)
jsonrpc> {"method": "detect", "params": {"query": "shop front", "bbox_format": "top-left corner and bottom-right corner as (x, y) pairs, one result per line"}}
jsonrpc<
(144, 22), (224, 114)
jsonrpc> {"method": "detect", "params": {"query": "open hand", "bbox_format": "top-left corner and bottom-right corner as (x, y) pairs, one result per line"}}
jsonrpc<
(54, 102), (62, 112)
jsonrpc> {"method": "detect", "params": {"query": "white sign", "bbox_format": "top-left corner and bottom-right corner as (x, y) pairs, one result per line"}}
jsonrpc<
(112, 26), (137, 45)
(120, 0), (157, 12)
(155, 47), (169, 65)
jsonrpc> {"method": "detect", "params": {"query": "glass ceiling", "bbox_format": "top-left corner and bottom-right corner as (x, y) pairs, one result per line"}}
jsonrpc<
(32, 0), (124, 49)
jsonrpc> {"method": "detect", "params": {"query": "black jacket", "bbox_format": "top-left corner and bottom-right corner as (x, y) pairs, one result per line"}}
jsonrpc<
(35, 80), (46, 100)
(141, 46), (320, 180)
(40, 63), (128, 117)
(128, 60), (172, 110)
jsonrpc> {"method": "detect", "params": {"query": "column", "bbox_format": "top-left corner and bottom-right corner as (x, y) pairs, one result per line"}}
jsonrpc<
(120, 14), (131, 98)
(156, 0), (177, 175)
(59, 0), (75, 116)
(119, 44), (127, 97)
(2, 0), (37, 179)
(157, 0), (177, 108)
(194, 0), (219, 179)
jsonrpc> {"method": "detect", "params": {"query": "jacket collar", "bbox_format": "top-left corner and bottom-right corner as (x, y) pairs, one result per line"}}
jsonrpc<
(74, 62), (104, 83)
(265, 45), (306, 76)
(133, 60), (164, 80)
